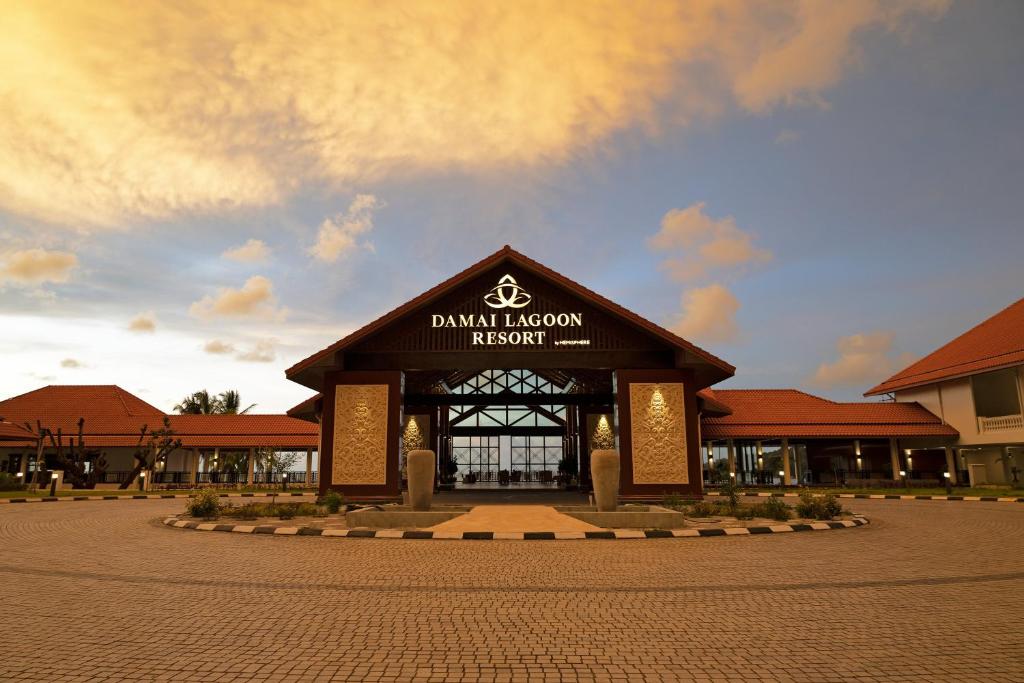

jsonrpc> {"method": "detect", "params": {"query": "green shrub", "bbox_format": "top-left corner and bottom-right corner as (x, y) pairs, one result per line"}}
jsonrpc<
(757, 496), (792, 521)
(719, 481), (741, 511)
(733, 506), (756, 520)
(235, 503), (260, 520)
(186, 488), (221, 519)
(795, 492), (843, 520)
(318, 490), (344, 514)
(0, 472), (25, 491)
(662, 493), (685, 510)
(687, 501), (718, 517)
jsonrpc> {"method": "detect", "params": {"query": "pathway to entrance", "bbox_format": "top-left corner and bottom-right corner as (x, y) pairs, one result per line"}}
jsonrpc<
(427, 504), (601, 533)
(436, 488), (590, 506)
(1, 498), (1022, 681)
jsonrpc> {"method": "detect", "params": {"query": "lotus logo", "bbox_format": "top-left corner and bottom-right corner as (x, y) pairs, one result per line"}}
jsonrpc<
(483, 274), (532, 309)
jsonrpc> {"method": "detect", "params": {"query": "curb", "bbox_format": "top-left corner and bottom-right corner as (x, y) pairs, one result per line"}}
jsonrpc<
(0, 492), (315, 504)
(161, 515), (870, 540)
(706, 491), (1024, 503)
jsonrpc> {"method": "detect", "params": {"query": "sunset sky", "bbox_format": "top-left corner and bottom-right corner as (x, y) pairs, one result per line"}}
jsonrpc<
(1, 0), (1022, 413)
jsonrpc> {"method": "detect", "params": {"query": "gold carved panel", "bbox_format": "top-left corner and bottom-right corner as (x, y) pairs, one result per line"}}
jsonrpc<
(333, 384), (389, 485)
(629, 383), (688, 484)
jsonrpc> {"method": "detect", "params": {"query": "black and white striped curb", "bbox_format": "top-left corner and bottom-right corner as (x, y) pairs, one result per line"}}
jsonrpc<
(161, 515), (869, 540)
(706, 491), (1024, 503)
(0, 492), (315, 504)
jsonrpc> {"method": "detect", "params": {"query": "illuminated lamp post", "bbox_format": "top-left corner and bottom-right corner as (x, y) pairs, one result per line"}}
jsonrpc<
(943, 471), (952, 495)
(49, 471), (59, 497)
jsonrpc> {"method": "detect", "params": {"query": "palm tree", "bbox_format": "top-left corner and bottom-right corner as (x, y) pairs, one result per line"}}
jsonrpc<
(217, 390), (256, 415)
(174, 389), (219, 414)
(173, 389), (256, 415)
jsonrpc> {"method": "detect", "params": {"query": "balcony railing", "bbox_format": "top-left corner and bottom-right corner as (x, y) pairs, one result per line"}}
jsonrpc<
(978, 414), (1024, 433)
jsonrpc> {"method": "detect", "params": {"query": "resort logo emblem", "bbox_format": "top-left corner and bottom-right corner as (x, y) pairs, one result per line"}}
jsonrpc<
(483, 274), (532, 309)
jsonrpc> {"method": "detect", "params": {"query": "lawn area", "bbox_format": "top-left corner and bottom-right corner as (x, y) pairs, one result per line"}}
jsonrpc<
(0, 487), (316, 499)
(722, 486), (1024, 499)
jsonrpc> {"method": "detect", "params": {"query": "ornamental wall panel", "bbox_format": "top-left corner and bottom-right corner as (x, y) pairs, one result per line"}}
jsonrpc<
(628, 382), (688, 484)
(332, 384), (389, 485)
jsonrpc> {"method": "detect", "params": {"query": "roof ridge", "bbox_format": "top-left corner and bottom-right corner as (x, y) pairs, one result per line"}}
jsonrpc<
(866, 296), (1024, 395)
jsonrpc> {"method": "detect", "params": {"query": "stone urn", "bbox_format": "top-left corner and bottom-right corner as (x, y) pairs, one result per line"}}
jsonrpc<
(406, 449), (436, 511)
(590, 449), (620, 512)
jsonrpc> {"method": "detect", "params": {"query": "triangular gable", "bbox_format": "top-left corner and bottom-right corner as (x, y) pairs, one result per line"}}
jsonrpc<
(287, 246), (734, 390)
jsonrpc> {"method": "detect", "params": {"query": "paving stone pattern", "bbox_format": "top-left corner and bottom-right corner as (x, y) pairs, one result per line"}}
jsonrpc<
(1, 498), (1022, 681)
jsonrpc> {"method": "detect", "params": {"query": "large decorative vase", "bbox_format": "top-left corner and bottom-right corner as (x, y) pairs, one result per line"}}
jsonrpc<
(407, 449), (435, 511)
(590, 449), (620, 512)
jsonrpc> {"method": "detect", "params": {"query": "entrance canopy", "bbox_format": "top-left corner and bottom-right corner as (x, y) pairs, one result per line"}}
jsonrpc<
(286, 246), (734, 391)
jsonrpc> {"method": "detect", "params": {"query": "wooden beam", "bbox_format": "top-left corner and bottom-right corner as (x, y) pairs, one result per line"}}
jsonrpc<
(405, 393), (614, 406)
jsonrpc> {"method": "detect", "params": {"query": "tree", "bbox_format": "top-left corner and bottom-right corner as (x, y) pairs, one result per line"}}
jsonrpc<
(173, 389), (255, 415)
(39, 418), (108, 489)
(119, 417), (182, 489)
(217, 390), (256, 415)
(174, 390), (219, 414)
(256, 447), (300, 482)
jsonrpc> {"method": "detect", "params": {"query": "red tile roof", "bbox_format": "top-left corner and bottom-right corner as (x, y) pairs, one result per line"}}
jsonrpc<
(0, 386), (319, 449)
(287, 245), (735, 390)
(701, 389), (957, 439)
(0, 420), (36, 441)
(866, 297), (1024, 396)
(0, 385), (165, 446)
(167, 415), (318, 448)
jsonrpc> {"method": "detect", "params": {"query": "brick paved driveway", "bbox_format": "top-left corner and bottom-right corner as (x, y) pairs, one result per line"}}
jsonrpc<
(1, 498), (1022, 682)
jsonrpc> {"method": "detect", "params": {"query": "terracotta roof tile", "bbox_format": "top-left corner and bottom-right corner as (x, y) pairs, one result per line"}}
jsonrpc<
(167, 414), (318, 448)
(0, 386), (319, 449)
(0, 420), (36, 441)
(0, 385), (164, 442)
(702, 389), (957, 439)
(866, 297), (1024, 395)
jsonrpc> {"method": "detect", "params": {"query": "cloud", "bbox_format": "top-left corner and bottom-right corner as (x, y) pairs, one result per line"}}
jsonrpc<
(671, 284), (740, 344)
(0, 248), (77, 285)
(189, 275), (286, 320)
(127, 311), (156, 333)
(774, 129), (800, 145)
(811, 331), (916, 388)
(60, 358), (83, 368)
(0, 1), (949, 229)
(203, 340), (235, 355)
(222, 239), (271, 264)
(649, 202), (771, 282)
(235, 340), (276, 363)
(310, 194), (383, 263)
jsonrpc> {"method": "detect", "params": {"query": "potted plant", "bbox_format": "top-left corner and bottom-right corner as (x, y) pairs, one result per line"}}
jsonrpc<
(498, 469), (511, 486)
(463, 471), (477, 485)
(510, 469), (522, 483)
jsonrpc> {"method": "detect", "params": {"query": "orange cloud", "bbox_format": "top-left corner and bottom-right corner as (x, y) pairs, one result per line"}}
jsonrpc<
(127, 311), (156, 333)
(0, 248), (77, 285)
(0, 1), (948, 228)
(811, 331), (917, 388)
(671, 284), (740, 344)
(223, 239), (271, 264)
(203, 340), (235, 355)
(189, 275), (286, 321)
(649, 203), (771, 282)
(236, 341), (276, 363)
(310, 195), (383, 263)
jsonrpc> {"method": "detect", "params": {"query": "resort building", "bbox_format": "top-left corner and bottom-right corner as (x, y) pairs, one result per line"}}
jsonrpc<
(866, 297), (1024, 486)
(0, 385), (318, 488)
(282, 246), (966, 499)
(3, 247), (1015, 496)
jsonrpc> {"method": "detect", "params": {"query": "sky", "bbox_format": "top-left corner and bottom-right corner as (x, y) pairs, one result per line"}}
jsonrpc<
(1, 0), (1022, 413)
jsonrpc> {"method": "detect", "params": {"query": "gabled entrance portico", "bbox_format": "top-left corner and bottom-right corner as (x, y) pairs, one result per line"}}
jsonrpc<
(286, 246), (735, 501)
